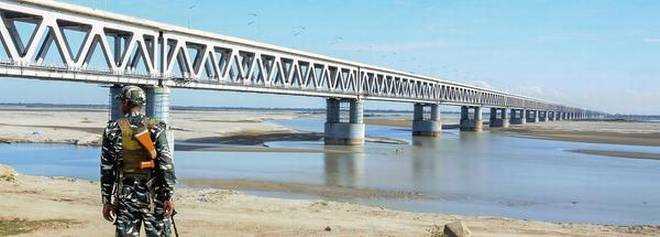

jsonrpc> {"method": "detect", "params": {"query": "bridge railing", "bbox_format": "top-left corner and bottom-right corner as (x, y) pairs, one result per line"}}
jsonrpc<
(0, 0), (594, 113)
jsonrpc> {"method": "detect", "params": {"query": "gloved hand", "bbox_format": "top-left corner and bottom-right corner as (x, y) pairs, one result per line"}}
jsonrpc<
(102, 203), (116, 222)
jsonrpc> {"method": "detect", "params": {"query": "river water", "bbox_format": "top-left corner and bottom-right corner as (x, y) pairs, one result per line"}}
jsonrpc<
(1, 118), (659, 225)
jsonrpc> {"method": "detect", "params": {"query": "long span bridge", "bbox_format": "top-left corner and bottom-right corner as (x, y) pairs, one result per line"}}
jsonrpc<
(0, 0), (605, 145)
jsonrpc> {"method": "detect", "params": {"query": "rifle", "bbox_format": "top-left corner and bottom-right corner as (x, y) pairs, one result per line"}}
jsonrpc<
(134, 128), (157, 169)
(171, 209), (180, 237)
(134, 128), (157, 159)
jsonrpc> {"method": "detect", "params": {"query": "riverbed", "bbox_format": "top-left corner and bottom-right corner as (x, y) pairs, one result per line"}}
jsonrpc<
(1, 118), (659, 225)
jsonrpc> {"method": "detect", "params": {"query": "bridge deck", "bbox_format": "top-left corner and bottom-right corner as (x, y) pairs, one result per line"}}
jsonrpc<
(0, 0), (597, 114)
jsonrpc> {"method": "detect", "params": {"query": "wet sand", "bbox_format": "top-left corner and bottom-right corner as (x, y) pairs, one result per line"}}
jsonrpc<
(569, 149), (660, 160)
(1, 165), (657, 237)
(501, 124), (660, 146)
(182, 178), (425, 200)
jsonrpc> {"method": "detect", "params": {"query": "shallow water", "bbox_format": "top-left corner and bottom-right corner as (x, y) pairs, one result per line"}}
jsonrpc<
(1, 118), (659, 225)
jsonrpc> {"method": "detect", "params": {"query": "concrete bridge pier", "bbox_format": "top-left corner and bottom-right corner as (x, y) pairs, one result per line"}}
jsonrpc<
(524, 110), (531, 123)
(540, 111), (549, 122)
(324, 98), (365, 145)
(509, 109), (526, 125)
(145, 86), (172, 122)
(460, 106), (483, 132)
(489, 108), (509, 128)
(526, 110), (539, 123)
(145, 86), (173, 151)
(548, 111), (555, 121)
(412, 103), (442, 136)
(556, 111), (562, 121)
(534, 110), (540, 123)
(109, 84), (122, 120)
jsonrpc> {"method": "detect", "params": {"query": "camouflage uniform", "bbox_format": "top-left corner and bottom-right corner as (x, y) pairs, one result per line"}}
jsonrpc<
(101, 86), (176, 237)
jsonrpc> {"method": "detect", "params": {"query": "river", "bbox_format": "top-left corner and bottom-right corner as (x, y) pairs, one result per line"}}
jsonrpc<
(1, 118), (659, 225)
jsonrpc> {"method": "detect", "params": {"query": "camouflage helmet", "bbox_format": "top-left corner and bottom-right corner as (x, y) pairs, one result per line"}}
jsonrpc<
(117, 85), (146, 106)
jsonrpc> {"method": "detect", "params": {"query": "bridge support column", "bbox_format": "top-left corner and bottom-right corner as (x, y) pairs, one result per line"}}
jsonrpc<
(526, 110), (538, 123)
(145, 86), (171, 122)
(412, 103), (441, 136)
(460, 106), (483, 132)
(145, 86), (173, 151)
(489, 108), (509, 128)
(109, 84), (122, 121)
(548, 111), (555, 121)
(324, 98), (365, 145)
(540, 111), (548, 122)
(509, 109), (522, 124)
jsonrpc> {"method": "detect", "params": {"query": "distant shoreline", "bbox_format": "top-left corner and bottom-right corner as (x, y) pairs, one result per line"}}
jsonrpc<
(501, 128), (660, 147)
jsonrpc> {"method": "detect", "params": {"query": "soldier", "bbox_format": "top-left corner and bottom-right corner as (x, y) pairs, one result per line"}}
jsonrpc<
(100, 85), (176, 237)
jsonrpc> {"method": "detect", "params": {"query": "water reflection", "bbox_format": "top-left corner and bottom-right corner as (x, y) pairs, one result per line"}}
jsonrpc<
(411, 136), (442, 188)
(323, 147), (365, 188)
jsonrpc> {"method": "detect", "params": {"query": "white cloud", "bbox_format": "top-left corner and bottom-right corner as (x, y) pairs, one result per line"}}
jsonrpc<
(643, 38), (660, 43)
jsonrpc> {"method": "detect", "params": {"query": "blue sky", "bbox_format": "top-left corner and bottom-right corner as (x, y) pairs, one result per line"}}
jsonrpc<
(1, 0), (659, 114)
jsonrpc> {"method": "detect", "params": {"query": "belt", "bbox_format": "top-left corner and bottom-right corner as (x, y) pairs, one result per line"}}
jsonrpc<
(121, 173), (151, 185)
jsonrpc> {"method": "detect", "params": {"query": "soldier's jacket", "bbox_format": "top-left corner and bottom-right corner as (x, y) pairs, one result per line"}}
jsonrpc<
(100, 112), (176, 205)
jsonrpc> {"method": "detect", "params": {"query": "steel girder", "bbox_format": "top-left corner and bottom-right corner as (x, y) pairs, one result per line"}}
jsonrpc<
(0, 0), (601, 115)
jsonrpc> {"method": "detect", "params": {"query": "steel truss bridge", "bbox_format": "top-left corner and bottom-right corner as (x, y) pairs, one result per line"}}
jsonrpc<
(0, 0), (602, 117)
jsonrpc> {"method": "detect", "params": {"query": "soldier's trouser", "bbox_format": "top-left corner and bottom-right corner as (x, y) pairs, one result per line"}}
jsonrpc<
(115, 181), (172, 237)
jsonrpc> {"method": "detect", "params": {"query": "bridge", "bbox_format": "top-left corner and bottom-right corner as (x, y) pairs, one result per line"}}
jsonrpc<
(0, 0), (605, 145)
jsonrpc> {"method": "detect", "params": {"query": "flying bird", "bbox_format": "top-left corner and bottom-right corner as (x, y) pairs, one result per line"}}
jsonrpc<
(292, 26), (306, 36)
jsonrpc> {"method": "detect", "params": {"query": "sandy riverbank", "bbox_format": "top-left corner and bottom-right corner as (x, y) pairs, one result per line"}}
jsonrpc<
(1, 164), (657, 237)
(569, 149), (660, 161)
(499, 120), (660, 147)
(0, 107), (299, 147)
(0, 107), (408, 149)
